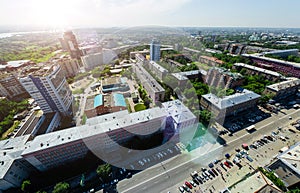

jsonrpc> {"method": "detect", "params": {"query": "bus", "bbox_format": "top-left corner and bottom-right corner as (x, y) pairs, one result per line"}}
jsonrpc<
(246, 125), (256, 133)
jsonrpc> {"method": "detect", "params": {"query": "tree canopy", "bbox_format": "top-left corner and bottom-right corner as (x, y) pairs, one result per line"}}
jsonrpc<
(52, 182), (70, 193)
(96, 163), (112, 182)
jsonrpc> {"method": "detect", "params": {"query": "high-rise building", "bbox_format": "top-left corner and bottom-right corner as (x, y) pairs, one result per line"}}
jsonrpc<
(60, 31), (82, 59)
(57, 56), (80, 78)
(150, 40), (160, 61)
(19, 65), (73, 116)
(0, 73), (28, 100)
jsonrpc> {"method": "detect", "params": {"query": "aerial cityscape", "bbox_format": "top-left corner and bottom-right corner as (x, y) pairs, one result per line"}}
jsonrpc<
(0, 1), (300, 193)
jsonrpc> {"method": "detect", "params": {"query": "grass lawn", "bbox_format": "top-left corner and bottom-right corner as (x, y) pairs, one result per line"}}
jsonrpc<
(134, 103), (146, 112)
(1, 121), (20, 140)
(72, 88), (84, 95)
(193, 62), (212, 71)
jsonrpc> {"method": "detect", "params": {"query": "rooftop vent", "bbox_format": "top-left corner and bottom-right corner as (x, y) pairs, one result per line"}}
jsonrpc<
(40, 143), (43, 147)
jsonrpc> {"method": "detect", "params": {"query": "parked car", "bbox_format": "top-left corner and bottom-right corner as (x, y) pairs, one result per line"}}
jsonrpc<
(185, 181), (193, 189)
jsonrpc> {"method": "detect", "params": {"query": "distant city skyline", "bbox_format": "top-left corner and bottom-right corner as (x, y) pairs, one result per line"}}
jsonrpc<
(0, 0), (300, 29)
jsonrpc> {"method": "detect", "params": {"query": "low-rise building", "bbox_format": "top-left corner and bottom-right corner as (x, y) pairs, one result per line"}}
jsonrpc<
(234, 63), (284, 81)
(0, 73), (29, 100)
(199, 55), (224, 66)
(206, 67), (244, 89)
(84, 93), (127, 118)
(148, 61), (168, 81)
(201, 89), (260, 120)
(133, 64), (165, 103)
(172, 70), (207, 87)
(264, 78), (300, 101)
(268, 142), (300, 189)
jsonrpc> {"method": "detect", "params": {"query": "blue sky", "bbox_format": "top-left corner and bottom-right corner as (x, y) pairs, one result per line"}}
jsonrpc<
(0, 0), (299, 28)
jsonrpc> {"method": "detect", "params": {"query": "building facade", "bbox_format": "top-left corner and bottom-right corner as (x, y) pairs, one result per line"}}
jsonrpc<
(201, 89), (261, 120)
(0, 73), (28, 100)
(81, 52), (104, 71)
(150, 40), (160, 61)
(148, 61), (168, 81)
(57, 56), (80, 78)
(19, 65), (73, 116)
(60, 31), (82, 59)
(206, 67), (244, 89)
(133, 64), (165, 103)
(264, 78), (300, 101)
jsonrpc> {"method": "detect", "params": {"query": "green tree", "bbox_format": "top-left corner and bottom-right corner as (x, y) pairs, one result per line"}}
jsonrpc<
(21, 180), (31, 192)
(96, 163), (112, 182)
(52, 182), (70, 193)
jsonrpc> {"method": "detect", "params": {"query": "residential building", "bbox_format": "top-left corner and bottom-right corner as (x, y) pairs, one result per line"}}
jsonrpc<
(206, 67), (244, 89)
(0, 73), (29, 100)
(133, 64), (165, 103)
(19, 65), (73, 116)
(80, 45), (102, 56)
(199, 55), (224, 66)
(57, 56), (80, 78)
(243, 54), (300, 78)
(150, 40), (160, 61)
(135, 54), (147, 65)
(60, 31), (82, 59)
(201, 89), (261, 120)
(234, 63), (284, 81)
(262, 49), (299, 58)
(172, 70), (207, 87)
(148, 61), (168, 81)
(81, 52), (104, 71)
(268, 142), (300, 189)
(264, 78), (300, 101)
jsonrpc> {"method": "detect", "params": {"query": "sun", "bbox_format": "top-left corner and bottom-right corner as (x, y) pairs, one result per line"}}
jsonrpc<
(30, 0), (72, 28)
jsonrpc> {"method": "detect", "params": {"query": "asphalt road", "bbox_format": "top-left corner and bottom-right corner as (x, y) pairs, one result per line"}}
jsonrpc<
(116, 108), (300, 193)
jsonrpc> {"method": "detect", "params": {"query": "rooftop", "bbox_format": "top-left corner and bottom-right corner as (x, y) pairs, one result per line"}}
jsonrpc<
(266, 78), (300, 92)
(149, 61), (168, 73)
(162, 100), (196, 124)
(94, 94), (103, 108)
(0, 60), (30, 70)
(22, 107), (167, 155)
(244, 54), (300, 69)
(113, 93), (126, 107)
(230, 171), (282, 193)
(202, 89), (261, 110)
(0, 135), (31, 178)
(234, 63), (282, 77)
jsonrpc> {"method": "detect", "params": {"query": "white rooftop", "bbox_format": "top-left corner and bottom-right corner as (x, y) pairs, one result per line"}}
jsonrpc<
(202, 89), (261, 110)
(266, 78), (300, 92)
(162, 100), (196, 124)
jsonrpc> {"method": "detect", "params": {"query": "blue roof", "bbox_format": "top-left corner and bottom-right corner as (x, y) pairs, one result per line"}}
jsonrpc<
(94, 94), (103, 108)
(113, 93), (126, 107)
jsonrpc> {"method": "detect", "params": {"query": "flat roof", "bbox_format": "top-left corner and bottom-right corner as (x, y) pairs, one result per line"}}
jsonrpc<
(94, 94), (103, 108)
(162, 100), (196, 124)
(0, 135), (31, 178)
(22, 107), (167, 155)
(234, 63), (282, 77)
(229, 171), (282, 193)
(113, 93), (126, 107)
(149, 61), (168, 73)
(266, 78), (300, 92)
(202, 89), (261, 110)
(244, 54), (300, 69)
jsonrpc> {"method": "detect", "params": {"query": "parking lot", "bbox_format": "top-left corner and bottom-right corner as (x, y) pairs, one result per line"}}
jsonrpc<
(171, 124), (300, 193)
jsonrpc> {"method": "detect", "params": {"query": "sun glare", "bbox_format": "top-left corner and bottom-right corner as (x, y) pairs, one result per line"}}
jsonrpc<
(31, 0), (72, 28)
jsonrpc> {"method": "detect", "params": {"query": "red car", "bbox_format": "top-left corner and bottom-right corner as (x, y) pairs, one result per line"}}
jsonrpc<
(224, 161), (231, 168)
(185, 181), (193, 189)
